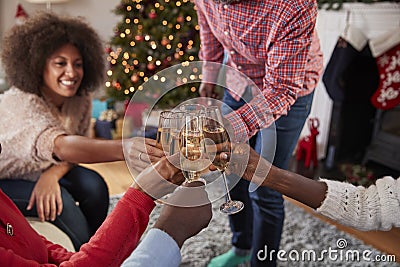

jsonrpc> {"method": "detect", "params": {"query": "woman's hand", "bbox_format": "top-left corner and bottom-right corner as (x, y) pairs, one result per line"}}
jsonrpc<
(27, 170), (62, 222)
(27, 163), (72, 221)
(130, 153), (185, 200)
(210, 143), (271, 187)
(125, 137), (165, 173)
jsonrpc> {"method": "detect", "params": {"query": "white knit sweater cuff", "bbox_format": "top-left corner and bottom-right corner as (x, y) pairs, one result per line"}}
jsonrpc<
(375, 176), (400, 230)
(316, 178), (381, 231)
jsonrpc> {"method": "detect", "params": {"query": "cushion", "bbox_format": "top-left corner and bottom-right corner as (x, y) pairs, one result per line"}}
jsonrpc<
(26, 217), (75, 252)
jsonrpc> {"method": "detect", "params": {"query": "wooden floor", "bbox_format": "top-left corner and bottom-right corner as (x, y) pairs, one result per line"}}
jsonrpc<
(82, 161), (400, 263)
(81, 161), (134, 195)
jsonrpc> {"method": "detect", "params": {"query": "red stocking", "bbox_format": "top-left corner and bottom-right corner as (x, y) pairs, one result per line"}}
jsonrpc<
(370, 29), (400, 110)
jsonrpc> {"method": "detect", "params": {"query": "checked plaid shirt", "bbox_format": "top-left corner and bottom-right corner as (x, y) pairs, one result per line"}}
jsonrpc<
(196, 0), (323, 141)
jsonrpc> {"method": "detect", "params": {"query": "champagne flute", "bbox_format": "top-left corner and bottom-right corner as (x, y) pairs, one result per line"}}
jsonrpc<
(168, 112), (185, 155)
(156, 111), (176, 154)
(203, 106), (244, 214)
(155, 111), (185, 203)
(179, 112), (210, 183)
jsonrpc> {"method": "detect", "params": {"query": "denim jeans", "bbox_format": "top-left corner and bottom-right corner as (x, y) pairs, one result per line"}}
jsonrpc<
(0, 165), (109, 250)
(222, 88), (314, 266)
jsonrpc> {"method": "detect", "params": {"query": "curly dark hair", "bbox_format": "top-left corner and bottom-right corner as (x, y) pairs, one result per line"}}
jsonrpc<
(1, 11), (106, 95)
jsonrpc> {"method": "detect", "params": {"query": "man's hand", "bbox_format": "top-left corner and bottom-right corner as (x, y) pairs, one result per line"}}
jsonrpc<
(199, 82), (219, 99)
(153, 181), (212, 248)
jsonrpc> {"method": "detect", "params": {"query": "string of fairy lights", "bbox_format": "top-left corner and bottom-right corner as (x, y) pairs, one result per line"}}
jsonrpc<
(105, 0), (200, 102)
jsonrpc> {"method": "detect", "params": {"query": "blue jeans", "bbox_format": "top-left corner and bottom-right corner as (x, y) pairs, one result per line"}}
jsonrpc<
(222, 89), (314, 267)
(0, 165), (109, 250)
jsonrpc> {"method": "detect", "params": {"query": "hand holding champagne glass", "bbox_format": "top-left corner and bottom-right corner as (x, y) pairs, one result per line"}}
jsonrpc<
(203, 106), (244, 214)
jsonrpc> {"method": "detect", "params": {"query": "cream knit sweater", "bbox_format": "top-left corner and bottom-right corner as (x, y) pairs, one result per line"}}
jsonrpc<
(0, 87), (91, 181)
(317, 176), (400, 231)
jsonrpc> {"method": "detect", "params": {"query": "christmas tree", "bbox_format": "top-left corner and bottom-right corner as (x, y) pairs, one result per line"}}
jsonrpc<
(106, 0), (200, 109)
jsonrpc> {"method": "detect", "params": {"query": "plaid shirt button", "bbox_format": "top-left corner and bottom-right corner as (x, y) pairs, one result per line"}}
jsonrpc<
(223, 4), (228, 9)
(230, 50), (235, 55)
(224, 31), (229, 36)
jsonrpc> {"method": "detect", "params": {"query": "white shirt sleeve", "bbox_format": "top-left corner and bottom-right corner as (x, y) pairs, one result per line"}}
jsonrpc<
(121, 228), (181, 267)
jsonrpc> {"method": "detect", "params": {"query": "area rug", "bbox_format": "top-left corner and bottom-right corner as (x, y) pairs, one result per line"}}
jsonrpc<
(109, 189), (399, 267)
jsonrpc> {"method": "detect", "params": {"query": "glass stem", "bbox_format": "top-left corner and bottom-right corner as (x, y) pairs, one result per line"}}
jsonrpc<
(221, 171), (232, 202)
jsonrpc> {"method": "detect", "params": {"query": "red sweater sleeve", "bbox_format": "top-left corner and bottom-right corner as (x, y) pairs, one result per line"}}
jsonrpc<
(55, 188), (155, 267)
(0, 188), (154, 266)
(0, 246), (57, 267)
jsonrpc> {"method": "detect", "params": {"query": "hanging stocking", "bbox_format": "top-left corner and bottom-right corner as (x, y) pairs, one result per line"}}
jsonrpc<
(369, 28), (400, 110)
(323, 25), (369, 102)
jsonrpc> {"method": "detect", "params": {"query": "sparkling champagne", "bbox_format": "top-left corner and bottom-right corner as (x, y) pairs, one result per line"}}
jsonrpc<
(203, 124), (230, 170)
(203, 106), (244, 214)
(156, 127), (171, 152)
(179, 131), (210, 181)
(169, 132), (180, 155)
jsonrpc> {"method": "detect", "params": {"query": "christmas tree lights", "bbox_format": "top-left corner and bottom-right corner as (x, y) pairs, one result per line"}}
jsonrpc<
(106, 0), (200, 108)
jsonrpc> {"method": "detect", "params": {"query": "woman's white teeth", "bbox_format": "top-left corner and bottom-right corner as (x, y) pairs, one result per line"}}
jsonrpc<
(61, 80), (75, 86)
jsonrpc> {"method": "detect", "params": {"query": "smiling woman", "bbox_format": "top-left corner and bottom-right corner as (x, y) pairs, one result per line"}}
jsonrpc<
(42, 44), (84, 107)
(1, 11), (104, 96)
(0, 11), (108, 251)
(0, 11), (164, 251)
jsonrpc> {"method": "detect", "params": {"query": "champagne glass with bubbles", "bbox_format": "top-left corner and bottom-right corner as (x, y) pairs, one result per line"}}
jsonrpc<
(178, 112), (210, 183)
(156, 111), (174, 154)
(203, 106), (244, 214)
(156, 110), (185, 155)
(168, 112), (185, 155)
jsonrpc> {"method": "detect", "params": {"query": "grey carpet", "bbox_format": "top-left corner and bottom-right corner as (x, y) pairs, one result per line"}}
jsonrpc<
(109, 183), (399, 267)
